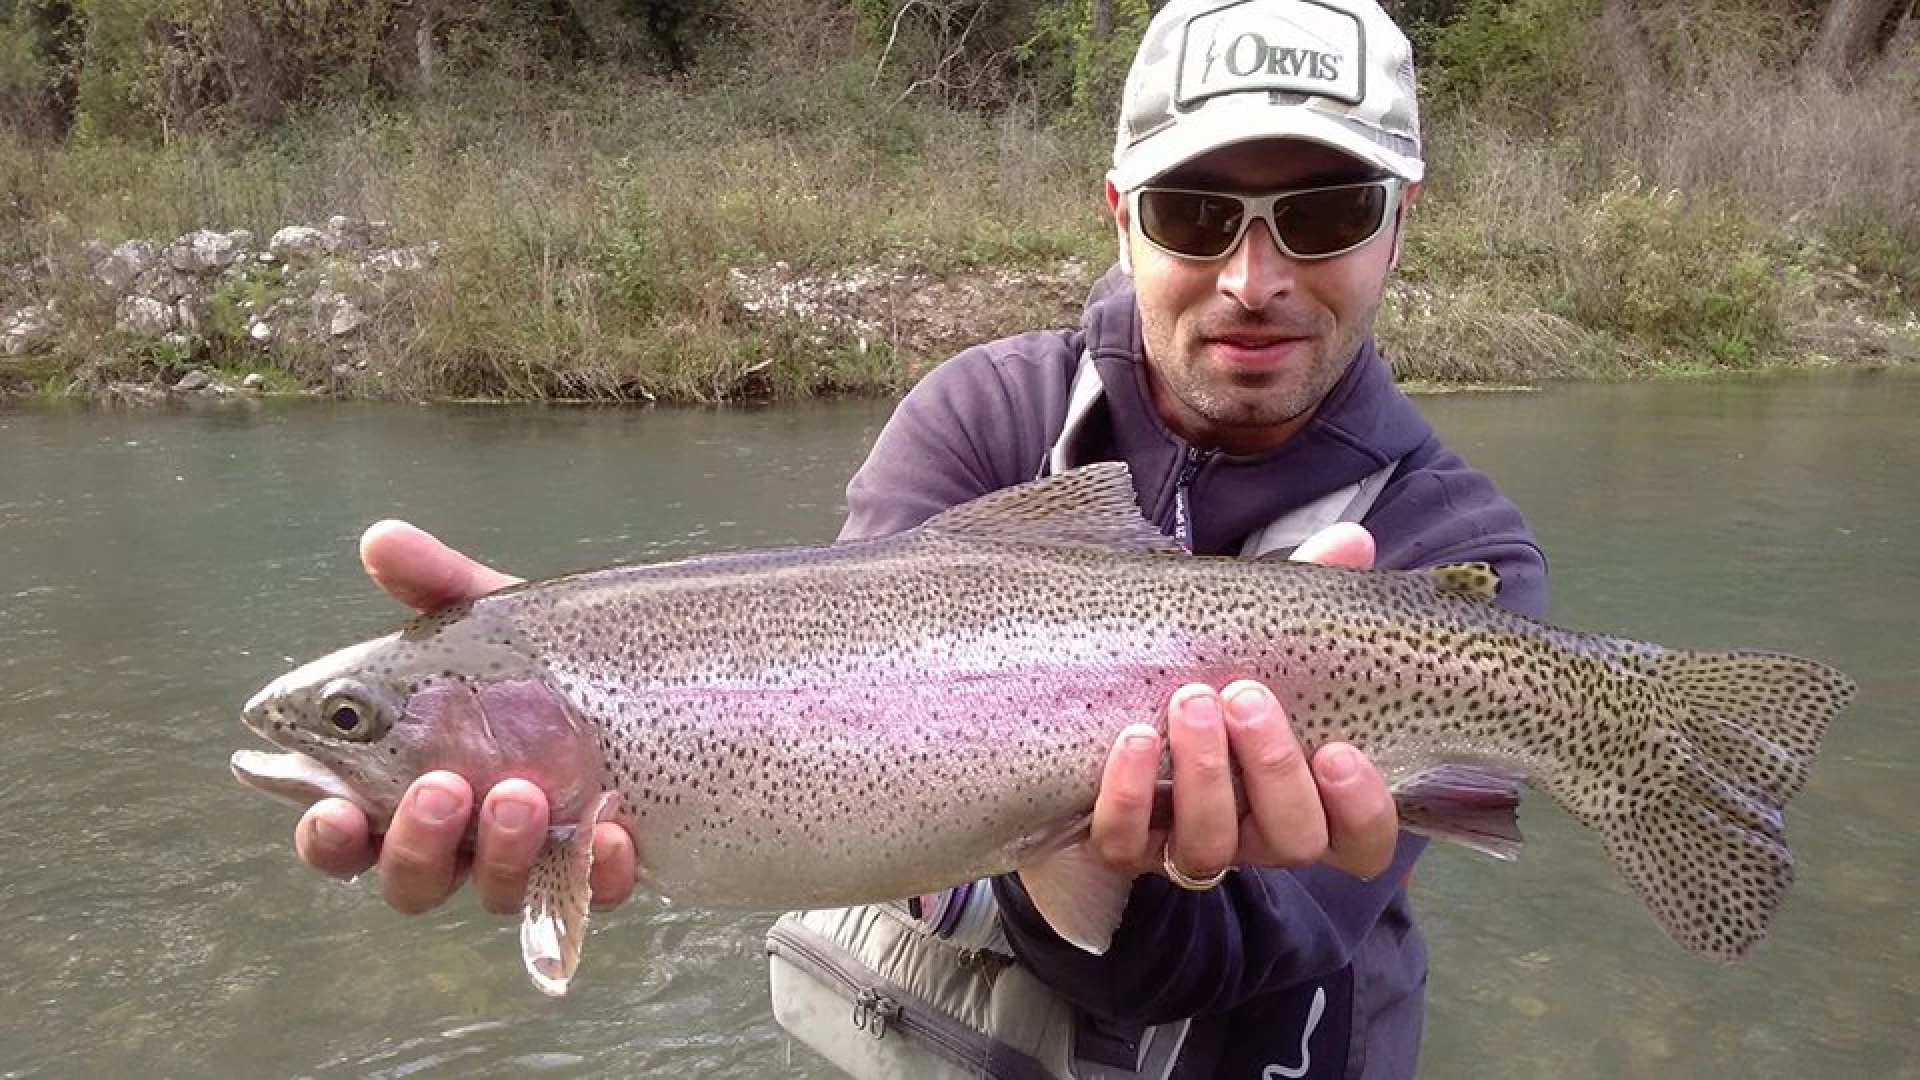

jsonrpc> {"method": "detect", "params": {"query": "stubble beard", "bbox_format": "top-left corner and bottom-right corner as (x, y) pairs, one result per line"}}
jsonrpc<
(1142, 294), (1380, 443)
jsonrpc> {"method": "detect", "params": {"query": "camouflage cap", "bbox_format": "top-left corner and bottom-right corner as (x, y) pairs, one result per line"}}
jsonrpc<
(1111, 0), (1424, 190)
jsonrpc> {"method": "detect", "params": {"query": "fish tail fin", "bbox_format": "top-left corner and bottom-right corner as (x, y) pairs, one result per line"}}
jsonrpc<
(1594, 649), (1854, 961)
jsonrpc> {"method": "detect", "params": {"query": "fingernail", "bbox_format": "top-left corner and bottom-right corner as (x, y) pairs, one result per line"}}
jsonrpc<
(1225, 683), (1271, 723)
(1319, 745), (1358, 783)
(1122, 727), (1158, 754)
(415, 784), (462, 825)
(489, 798), (534, 831)
(1178, 691), (1220, 728)
(311, 817), (348, 851)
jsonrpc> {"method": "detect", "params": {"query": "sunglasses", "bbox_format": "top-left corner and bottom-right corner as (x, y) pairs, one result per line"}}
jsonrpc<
(1129, 177), (1404, 262)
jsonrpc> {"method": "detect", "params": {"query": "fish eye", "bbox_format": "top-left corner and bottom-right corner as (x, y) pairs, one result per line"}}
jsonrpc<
(326, 700), (365, 735)
(316, 680), (388, 742)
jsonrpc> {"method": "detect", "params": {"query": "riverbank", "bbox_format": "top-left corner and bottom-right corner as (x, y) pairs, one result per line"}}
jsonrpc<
(3, 62), (1916, 405)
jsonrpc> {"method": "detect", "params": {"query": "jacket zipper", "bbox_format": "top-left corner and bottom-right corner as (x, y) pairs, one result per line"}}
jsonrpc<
(1170, 445), (1212, 552)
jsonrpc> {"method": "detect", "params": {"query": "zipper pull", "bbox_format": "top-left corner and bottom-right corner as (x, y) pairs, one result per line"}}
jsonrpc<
(851, 987), (901, 1038)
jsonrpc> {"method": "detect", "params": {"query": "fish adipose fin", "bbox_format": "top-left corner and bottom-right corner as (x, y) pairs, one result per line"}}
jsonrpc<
(1428, 562), (1501, 601)
(920, 462), (1181, 555)
(1391, 763), (1525, 860)
(520, 790), (621, 996)
(1593, 650), (1855, 962)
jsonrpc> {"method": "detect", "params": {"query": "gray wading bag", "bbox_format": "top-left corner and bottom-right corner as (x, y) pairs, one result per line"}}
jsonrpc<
(765, 903), (1188, 1080)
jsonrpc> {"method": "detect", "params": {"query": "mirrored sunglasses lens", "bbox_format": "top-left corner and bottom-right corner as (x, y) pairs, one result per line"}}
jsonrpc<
(1275, 184), (1389, 257)
(1138, 190), (1245, 258)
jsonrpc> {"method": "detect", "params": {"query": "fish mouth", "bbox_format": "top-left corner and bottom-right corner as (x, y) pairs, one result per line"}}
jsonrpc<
(230, 748), (367, 812)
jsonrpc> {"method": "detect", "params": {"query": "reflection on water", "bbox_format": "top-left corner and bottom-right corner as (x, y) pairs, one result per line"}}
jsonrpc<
(1, 374), (1914, 1077)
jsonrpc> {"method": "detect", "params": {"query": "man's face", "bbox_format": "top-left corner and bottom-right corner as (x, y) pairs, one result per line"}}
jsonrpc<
(1108, 139), (1415, 456)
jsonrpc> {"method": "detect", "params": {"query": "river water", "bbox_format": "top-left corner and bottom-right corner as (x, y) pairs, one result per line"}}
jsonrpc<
(1, 372), (1914, 1078)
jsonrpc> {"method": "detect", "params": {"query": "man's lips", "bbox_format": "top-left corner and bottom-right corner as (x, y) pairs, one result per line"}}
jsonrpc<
(1202, 333), (1310, 369)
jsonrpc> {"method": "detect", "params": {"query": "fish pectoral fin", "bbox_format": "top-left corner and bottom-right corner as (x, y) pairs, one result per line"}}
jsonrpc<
(1016, 840), (1133, 956)
(519, 790), (622, 997)
(1390, 764), (1525, 860)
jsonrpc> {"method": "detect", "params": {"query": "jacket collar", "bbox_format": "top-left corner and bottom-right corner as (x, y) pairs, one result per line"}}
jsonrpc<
(1076, 277), (1434, 553)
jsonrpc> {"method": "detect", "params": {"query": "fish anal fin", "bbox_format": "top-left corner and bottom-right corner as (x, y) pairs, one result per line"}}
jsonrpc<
(1016, 841), (1134, 956)
(1391, 763), (1525, 860)
(520, 790), (621, 996)
(1428, 562), (1502, 602)
(919, 463), (1180, 554)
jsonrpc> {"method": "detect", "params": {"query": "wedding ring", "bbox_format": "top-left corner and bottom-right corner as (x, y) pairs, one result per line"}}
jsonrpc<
(1161, 843), (1230, 891)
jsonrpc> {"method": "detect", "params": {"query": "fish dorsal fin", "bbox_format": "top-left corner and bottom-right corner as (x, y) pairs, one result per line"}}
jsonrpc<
(920, 463), (1181, 553)
(1429, 562), (1502, 601)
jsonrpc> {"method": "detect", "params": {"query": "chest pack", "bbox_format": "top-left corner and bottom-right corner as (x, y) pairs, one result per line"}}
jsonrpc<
(765, 353), (1399, 1079)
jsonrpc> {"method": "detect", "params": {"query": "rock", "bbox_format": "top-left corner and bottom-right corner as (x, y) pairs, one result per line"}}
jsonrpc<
(241, 373), (267, 390)
(369, 247), (430, 274)
(327, 299), (366, 337)
(331, 362), (354, 379)
(325, 215), (374, 253)
(167, 230), (219, 273)
(94, 240), (158, 290)
(106, 381), (166, 405)
(174, 298), (201, 334)
(2, 305), (54, 356)
(132, 265), (194, 302)
(115, 296), (174, 336)
(248, 319), (273, 343)
(269, 226), (326, 260)
(174, 369), (211, 392)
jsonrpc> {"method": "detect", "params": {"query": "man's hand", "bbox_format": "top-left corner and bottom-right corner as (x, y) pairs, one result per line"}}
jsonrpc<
(1087, 522), (1401, 885)
(292, 520), (638, 915)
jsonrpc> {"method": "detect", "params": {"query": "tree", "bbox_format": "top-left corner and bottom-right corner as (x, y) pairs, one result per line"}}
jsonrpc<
(1806, 0), (1913, 78)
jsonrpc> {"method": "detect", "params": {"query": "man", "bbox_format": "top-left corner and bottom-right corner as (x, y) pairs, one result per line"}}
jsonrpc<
(295, 0), (1546, 1074)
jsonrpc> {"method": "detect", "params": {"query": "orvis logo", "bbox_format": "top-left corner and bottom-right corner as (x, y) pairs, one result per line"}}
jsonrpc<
(1177, 0), (1364, 107)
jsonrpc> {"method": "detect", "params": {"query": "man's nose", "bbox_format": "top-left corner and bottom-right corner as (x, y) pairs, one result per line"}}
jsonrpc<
(1217, 220), (1297, 310)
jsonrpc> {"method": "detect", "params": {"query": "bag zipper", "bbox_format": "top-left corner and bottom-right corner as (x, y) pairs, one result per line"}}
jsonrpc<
(766, 917), (1053, 1077)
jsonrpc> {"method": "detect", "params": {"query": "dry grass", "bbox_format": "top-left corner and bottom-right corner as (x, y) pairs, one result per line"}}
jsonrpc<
(3, 30), (1915, 401)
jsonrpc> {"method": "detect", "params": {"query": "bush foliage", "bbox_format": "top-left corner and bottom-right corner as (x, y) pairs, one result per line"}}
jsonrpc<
(1, 0), (1915, 400)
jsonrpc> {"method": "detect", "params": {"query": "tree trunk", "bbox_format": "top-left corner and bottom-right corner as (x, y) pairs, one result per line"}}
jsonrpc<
(1806, 0), (1902, 78)
(1092, 0), (1113, 40)
(1597, 0), (1659, 131)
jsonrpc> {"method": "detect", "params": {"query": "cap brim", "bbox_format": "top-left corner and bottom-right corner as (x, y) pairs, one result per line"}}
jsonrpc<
(1111, 104), (1423, 191)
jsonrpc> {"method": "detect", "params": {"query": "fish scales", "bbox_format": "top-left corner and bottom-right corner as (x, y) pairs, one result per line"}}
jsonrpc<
(233, 462), (1855, 993)
(499, 540), (1586, 902)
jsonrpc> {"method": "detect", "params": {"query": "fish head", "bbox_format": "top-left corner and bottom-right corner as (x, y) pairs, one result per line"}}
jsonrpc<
(232, 606), (604, 829)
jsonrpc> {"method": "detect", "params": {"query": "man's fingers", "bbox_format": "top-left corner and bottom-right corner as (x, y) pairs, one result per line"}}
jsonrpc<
(295, 798), (378, 880)
(1289, 522), (1376, 570)
(473, 780), (552, 916)
(1312, 742), (1400, 880)
(1087, 723), (1162, 871)
(360, 520), (522, 613)
(1221, 681), (1329, 866)
(378, 772), (475, 915)
(1166, 686), (1238, 882)
(589, 823), (639, 910)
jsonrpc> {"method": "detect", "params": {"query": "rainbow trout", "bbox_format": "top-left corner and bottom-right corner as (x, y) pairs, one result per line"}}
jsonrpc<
(232, 463), (1853, 995)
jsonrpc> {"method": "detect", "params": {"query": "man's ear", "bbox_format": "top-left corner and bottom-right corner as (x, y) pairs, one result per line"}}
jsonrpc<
(1106, 177), (1133, 276)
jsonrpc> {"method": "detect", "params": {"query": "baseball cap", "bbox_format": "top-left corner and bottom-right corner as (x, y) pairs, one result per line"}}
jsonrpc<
(1110, 0), (1424, 191)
